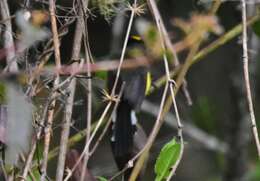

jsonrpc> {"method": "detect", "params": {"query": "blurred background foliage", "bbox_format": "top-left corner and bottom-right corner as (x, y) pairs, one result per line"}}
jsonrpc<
(2, 0), (260, 180)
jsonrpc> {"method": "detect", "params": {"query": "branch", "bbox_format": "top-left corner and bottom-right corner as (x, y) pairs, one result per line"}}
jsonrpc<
(0, 0), (18, 72)
(146, 0), (192, 105)
(241, 0), (260, 158)
(141, 101), (228, 153)
(80, 1), (93, 180)
(192, 14), (260, 66)
(40, 0), (62, 180)
(56, 79), (76, 181)
(129, 0), (185, 179)
(110, 0), (138, 96)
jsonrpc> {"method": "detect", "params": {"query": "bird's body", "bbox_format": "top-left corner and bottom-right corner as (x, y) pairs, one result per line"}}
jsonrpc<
(108, 68), (148, 179)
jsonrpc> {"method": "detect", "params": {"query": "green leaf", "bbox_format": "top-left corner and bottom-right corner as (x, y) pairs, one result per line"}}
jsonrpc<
(252, 20), (260, 37)
(97, 176), (108, 181)
(154, 138), (181, 181)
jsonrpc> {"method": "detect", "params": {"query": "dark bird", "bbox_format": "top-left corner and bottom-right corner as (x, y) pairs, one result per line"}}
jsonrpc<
(108, 68), (148, 180)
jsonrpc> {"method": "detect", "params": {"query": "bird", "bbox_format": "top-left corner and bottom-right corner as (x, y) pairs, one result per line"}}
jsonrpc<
(108, 34), (150, 180)
(15, 9), (50, 52)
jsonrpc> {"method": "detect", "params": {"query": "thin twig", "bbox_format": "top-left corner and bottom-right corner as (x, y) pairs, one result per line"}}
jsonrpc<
(79, 0), (93, 179)
(56, 2), (87, 180)
(129, 0), (186, 179)
(21, 97), (54, 180)
(40, 0), (62, 180)
(40, 79), (59, 181)
(110, 0), (138, 96)
(89, 83), (125, 156)
(57, 7), (140, 176)
(150, 0), (185, 177)
(63, 102), (112, 181)
(55, 79), (76, 181)
(241, 0), (260, 158)
(0, 14), (15, 24)
(0, 0), (18, 72)
(192, 14), (260, 65)
(142, 101), (228, 153)
(166, 82), (183, 181)
(129, 83), (169, 181)
(80, 31), (92, 181)
(146, 0), (192, 105)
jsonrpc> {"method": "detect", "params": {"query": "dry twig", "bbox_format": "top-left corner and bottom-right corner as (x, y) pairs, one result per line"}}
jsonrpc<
(40, 0), (62, 180)
(241, 0), (260, 158)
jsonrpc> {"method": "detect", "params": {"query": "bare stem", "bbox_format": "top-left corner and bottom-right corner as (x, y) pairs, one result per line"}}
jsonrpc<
(110, 0), (138, 95)
(0, 0), (18, 72)
(129, 83), (169, 181)
(146, 0), (192, 105)
(40, 78), (59, 181)
(40, 0), (61, 180)
(80, 2), (93, 180)
(129, 0), (186, 179)
(21, 97), (53, 180)
(241, 0), (260, 158)
(56, 79), (76, 181)
(63, 102), (112, 181)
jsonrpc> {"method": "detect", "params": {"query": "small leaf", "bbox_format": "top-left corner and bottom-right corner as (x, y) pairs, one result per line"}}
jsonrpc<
(154, 138), (181, 181)
(97, 176), (108, 181)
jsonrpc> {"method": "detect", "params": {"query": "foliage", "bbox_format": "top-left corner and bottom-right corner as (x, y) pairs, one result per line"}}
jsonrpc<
(252, 20), (260, 37)
(154, 138), (181, 181)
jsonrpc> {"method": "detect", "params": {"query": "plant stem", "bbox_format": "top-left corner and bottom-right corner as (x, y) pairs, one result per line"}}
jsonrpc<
(241, 0), (260, 158)
(41, 0), (61, 180)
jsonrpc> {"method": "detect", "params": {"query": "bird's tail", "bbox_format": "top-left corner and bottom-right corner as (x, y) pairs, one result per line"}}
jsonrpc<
(110, 99), (137, 170)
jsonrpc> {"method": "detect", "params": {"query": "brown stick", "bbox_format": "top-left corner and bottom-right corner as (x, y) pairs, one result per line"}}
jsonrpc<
(241, 0), (260, 158)
(40, 0), (62, 180)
